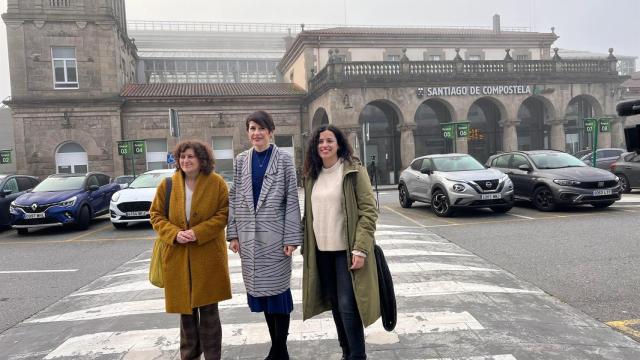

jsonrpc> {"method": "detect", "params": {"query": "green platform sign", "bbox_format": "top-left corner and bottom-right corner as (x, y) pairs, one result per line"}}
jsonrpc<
(133, 140), (146, 155)
(456, 122), (469, 138)
(584, 118), (596, 133)
(117, 141), (132, 156)
(441, 123), (454, 139)
(0, 150), (11, 164)
(599, 119), (610, 133)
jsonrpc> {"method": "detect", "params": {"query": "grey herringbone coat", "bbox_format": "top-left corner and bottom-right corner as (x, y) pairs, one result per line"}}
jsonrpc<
(227, 145), (303, 297)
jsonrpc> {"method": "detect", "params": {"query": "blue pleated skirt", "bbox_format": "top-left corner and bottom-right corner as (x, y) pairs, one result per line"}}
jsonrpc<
(247, 288), (294, 314)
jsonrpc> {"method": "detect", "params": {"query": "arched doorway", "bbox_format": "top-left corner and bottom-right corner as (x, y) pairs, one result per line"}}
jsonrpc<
(467, 98), (504, 163)
(358, 101), (402, 185)
(517, 96), (553, 150)
(414, 99), (454, 156)
(564, 95), (603, 154)
(311, 107), (329, 130)
(55, 142), (88, 174)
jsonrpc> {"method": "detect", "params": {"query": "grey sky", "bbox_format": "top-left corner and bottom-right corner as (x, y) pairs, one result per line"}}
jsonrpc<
(1, 0), (639, 101)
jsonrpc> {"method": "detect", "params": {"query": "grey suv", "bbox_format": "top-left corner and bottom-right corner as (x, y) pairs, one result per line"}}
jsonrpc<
(487, 150), (622, 211)
(398, 154), (514, 217)
(609, 152), (640, 193)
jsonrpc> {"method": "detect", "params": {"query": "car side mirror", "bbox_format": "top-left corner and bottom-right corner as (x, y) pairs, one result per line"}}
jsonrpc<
(518, 164), (532, 172)
(121, 183), (129, 189)
(420, 168), (432, 175)
(88, 185), (100, 191)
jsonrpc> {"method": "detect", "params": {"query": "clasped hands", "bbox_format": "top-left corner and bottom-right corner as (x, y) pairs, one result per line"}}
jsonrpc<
(228, 239), (297, 257)
(176, 229), (197, 244)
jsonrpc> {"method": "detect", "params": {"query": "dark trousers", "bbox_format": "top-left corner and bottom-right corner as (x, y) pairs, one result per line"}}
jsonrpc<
(180, 303), (222, 360)
(316, 250), (366, 360)
(264, 313), (290, 359)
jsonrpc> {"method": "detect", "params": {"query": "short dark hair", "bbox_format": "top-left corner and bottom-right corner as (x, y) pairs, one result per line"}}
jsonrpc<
(173, 140), (215, 175)
(303, 124), (355, 180)
(245, 110), (275, 132)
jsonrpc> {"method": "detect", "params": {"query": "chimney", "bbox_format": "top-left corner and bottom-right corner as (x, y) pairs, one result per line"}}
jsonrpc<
(284, 28), (295, 51)
(493, 14), (501, 33)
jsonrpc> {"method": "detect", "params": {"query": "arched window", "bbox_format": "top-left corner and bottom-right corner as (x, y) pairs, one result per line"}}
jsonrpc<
(55, 142), (88, 174)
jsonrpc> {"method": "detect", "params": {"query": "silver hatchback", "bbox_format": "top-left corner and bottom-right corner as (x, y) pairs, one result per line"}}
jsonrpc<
(398, 154), (514, 217)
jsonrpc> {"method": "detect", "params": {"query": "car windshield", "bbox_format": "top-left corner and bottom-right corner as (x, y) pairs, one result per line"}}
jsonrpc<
(432, 155), (485, 172)
(129, 172), (173, 188)
(530, 153), (587, 169)
(116, 176), (133, 184)
(33, 176), (85, 192)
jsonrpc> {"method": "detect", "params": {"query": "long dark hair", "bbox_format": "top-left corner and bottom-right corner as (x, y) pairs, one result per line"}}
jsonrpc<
(304, 124), (355, 180)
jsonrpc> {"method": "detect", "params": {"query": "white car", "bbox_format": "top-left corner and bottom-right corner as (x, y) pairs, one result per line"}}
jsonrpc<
(109, 169), (175, 229)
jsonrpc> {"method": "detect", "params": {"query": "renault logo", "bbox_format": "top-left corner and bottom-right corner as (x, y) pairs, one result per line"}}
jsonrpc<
(485, 181), (493, 188)
(31, 203), (38, 211)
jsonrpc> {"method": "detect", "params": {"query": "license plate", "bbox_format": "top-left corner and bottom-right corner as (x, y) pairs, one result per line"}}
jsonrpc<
(126, 211), (148, 217)
(592, 189), (612, 196)
(24, 213), (45, 219)
(481, 193), (502, 200)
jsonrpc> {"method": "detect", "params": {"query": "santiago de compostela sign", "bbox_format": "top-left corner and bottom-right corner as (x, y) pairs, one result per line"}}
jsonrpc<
(417, 85), (533, 97)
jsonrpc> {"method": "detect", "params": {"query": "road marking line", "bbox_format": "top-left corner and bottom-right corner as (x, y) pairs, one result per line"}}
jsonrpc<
(606, 319), (640, 338)
(0, 269), (78, 274)
(43, 311), (483, 357)
(422, 355), (517, 360)
(384, 205), (457, 225)
(0, 236), (150, 246)
(63, 224), (114, 242)
(507, 213), (534, 220)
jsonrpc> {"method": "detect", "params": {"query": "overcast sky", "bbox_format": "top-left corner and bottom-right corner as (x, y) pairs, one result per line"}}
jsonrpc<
(1, 0), (639, 101)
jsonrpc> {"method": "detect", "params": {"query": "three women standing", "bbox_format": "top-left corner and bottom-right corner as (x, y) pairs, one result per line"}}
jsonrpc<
(227, 110), (303, 360)
(302, 125), (381, 360)
(150, 140), (232, 360)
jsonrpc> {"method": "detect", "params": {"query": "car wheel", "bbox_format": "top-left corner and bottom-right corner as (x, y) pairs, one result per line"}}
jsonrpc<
(591, 201), (615, 209)
(431, 189), (454, 217)
(77, 205), (91, 230)
(490, 206), (512, 213)
(618, 174), (631, 194)
(532, 186), (556, 211)
(112, 222), (128, 229)
(16, 228), (28, 235)
(399, 185), (413, 208)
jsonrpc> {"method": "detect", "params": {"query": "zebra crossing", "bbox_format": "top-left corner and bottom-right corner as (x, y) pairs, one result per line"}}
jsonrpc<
(1, 218), (640, 359)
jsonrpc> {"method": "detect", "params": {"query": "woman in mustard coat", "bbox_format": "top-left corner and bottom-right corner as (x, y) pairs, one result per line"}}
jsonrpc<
(150, 140), (231, 360)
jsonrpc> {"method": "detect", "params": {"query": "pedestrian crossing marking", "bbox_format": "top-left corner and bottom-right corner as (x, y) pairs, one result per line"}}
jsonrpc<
(43, 311), (483, 358)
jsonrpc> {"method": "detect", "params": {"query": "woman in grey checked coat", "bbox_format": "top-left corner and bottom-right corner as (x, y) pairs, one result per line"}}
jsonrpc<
(227, 110), (302, 360)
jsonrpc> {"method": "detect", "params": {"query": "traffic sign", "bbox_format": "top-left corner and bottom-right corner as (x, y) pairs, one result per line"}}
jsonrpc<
(117, 141), (132, 156)
(0, 150), (11, 164)
(167, 152), (176, 164)
(133, 140), (146, 155)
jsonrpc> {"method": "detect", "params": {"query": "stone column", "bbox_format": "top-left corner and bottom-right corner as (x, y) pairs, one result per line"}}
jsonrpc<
(341, 125), (361, 157)
(549, 119), (567, 151)
(397, 123), (416, 168)
(455, 136), (468, 154)
(610, 117), (626, 149)
(501, 120), (518, 152)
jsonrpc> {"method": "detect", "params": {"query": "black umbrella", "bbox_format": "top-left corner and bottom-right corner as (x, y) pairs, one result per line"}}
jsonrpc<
(374, 245), (396, 331)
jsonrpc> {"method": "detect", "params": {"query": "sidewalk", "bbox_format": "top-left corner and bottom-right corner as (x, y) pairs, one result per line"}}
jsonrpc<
(1, 207), (639, 359)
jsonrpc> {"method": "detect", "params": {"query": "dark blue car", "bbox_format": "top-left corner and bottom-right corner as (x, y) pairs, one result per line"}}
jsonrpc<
(10, 172), (120, 234)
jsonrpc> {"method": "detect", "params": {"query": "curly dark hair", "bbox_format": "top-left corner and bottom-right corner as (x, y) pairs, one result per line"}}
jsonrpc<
(245, 110), (275, 132)
(303, 124), (355, 180)
(174, 140), (215, 175)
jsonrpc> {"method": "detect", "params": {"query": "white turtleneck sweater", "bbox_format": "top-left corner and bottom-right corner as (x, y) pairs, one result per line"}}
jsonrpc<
(311, 160), (346, 251)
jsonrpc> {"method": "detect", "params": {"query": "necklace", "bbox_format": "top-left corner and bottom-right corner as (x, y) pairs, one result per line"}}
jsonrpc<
(255, 146), (271, 168)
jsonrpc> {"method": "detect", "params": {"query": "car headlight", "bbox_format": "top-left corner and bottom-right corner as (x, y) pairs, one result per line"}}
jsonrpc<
(452, 184), (466, 192)
(614, 176), (620, 183)
(10, 201), (17, 209)
(553, 179), (581, 186)
(500, 174), (510, 182)
(111, 191), (121, 202)
(58, 196), (77, 207)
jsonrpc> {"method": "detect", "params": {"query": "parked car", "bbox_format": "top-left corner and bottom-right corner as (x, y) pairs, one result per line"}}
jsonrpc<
(9, 172), (120, 234)
(0, 175), (40, 228)
(486, 150), (621, 211)
(609, 151), (640, 193)
(114, 175), (136, 189)
(398, 153), (514, 217)
(573, 148), (625, 169)
(109, 169), (175, 229)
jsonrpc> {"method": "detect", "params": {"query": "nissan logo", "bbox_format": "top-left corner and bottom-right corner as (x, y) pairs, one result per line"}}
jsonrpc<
(485, 181), (493, 188)
(31, 203), (38, 211)
(598, 181), (604, 188)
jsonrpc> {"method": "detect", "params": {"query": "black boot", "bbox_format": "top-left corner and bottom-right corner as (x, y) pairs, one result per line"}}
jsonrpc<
(264, 313), (277, 360)
(273, 314), (290, 360)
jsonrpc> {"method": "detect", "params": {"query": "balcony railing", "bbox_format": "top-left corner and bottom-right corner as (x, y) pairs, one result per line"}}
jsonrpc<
(308, 57), (619, 95)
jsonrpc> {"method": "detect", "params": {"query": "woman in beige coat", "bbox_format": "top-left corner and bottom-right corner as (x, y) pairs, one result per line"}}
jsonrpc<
(150, 140), (231, 360)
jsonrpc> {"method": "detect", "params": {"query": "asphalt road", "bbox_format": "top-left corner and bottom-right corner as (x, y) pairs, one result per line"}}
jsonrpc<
(378, 189), (640, 335)
(0, 217), (154, 334)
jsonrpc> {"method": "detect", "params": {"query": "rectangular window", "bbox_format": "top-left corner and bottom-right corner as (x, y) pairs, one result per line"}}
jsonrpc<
(468, 55), (481, 61)
(516, 55), (529, 60)
(146, 139), (168, 170)
(212, 136), (234, 182)
(387, 55), (400, 62)
(52, 47), (78, 89)
(275, 135), (294, 162)
(429, 55), (441, 61)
